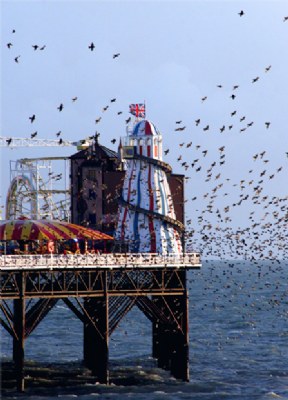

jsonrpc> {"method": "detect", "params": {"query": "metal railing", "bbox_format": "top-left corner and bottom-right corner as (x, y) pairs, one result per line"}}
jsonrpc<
(0, 253), (201, 270)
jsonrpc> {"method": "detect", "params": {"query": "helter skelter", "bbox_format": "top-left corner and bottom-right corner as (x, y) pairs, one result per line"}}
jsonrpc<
(115, 106), (184, 253)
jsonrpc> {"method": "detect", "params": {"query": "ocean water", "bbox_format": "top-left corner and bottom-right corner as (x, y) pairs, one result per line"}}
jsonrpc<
(1, 260), (288, 399)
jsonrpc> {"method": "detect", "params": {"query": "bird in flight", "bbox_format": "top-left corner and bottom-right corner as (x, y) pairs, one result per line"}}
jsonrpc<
(88, 42), (95, 51)
(31, 131), (37, 138)
(111, 138), (116, 144)
(252, 77), (259, 83)
(265, 122), (271, 129)
(32, 45), (39, 50)
(39, 45), (46, 50)
(238, 10), (245, 16)
(7, 43), (13, 49)
(95, 117), (101, 124)
(14, 55), (20, 63)
(283, 16), (288, 22)
(265, 65), (271, 72)
(56, 131), (61, 137)
(29, 114), (36, 123)
(6, 138), (12, 145)
(113, 53), (120, 58)
(59, 138), (63, 145)
(72, 97), (78, 102)
(57, 103), (64, 111)
(110, 98), (116, 103)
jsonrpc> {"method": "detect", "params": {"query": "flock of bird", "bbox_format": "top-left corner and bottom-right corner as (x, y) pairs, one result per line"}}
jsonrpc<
(4, 10), (288, 262)
(5, 30), (122, 146)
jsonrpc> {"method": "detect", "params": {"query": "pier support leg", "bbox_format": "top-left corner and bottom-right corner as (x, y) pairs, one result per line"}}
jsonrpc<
(152, 318), (171, 370)
(83, 294), (109, 384)
(13, 273), (26, 392)
(152, 291), (189, 380)
(170, 293), (189, 381)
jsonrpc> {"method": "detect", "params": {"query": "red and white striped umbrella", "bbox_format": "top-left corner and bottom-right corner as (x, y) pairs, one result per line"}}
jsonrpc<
(0, 220), (114, 241)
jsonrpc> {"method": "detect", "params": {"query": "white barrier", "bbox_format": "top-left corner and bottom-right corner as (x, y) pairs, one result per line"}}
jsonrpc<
(0, 253), (201, 270)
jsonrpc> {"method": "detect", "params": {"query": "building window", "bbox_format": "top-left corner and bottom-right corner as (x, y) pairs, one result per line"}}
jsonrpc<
(87, 170), (98, 183)
(89, 213), (96, 225)
(89, 189), (96, 200)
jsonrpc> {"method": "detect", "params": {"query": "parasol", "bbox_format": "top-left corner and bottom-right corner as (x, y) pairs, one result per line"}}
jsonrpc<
(0, 220), (114, 241)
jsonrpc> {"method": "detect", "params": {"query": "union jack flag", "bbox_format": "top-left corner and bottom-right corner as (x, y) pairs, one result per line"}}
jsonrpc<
(129, 103), (145, 118)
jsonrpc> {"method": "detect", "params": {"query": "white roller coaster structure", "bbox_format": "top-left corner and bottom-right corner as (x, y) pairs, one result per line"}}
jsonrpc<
(1, 136), (92, 221)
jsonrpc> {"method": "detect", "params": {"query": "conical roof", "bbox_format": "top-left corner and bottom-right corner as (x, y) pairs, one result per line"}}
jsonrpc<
(132, 120), (161, 137)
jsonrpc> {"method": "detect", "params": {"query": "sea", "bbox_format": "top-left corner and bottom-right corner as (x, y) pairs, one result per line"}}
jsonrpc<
(1, 260), (288, 400)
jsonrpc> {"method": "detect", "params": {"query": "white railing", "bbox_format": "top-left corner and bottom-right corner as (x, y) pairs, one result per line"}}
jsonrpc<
(0, 253), (201, 270)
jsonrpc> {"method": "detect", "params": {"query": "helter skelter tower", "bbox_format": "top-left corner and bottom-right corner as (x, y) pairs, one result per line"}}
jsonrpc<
(115, 116), (184, 253)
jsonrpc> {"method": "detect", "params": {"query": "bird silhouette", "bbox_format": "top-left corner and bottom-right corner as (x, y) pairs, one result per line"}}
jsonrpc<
(57, 103), (64, 111)
(265, 122), (271, 129)
(32, 45), (39, 50)
(6, 138), (12, 145)
(72, 97), (78, 102)
(31, 131), (37, 138)
(56, 131), (61, 137)
(111, 139), (116, 144)
(265, 65), (272, 72)
(29, 114), (36, 123)
(238, 10), (245, 16)
(7, 43), (13, 49)
(88, 42), (95, 51)
(59, 138), (63, 145)
(39, 45), (46, 50)
(110, 98), (116, 102)
(14, 55), (20, 63)
(113, 53), (120, 58)
(252, 77), (259, 83)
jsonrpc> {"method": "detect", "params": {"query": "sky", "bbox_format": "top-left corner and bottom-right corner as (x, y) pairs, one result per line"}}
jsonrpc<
(1, 0), (288, 259)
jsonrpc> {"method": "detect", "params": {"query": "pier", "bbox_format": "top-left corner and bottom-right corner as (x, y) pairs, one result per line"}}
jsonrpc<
(0, 252), (201, 391)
